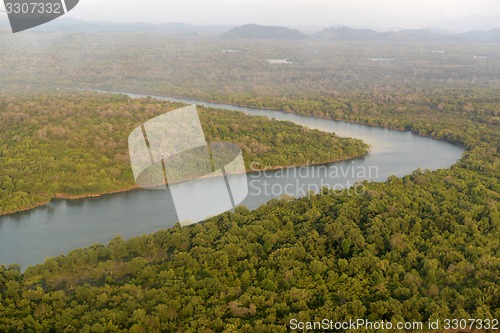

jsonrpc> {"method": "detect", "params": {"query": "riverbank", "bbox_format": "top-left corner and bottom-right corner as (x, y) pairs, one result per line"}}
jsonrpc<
(1, 88), (467, 219)
(0, 151), (368, 218)
(0, 92), (465, 269)
(0, 186), (141, 217)
(97, 89), (467, 148)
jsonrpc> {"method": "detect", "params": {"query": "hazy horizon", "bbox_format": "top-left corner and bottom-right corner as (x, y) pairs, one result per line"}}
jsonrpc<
(0, 0), (499, 32)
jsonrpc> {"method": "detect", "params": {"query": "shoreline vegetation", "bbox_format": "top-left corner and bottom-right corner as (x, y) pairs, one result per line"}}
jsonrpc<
(0, 35), (498, 330)
(0, 92), (370, 217)
(108, 89), (469, 147)
(0, 88), (475, 219)
(108, 88), (470, 146)
(2, 87), (497, 328)
(0, 149), (369, 218)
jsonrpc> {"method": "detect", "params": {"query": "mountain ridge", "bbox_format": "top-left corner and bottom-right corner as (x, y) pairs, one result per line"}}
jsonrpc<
(0, 17), (498, 42)
(220, 24), (308, 40)
(314, 25), (500, 42)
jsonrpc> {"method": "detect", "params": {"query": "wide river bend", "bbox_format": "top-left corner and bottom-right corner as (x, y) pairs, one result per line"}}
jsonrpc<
(0, 93), (465, 268)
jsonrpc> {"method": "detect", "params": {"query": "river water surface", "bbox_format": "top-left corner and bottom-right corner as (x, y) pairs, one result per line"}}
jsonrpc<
(0, 93), (465, 268)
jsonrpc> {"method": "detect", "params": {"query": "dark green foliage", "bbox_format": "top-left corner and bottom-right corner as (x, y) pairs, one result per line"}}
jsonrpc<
(0, 88), (498, 331)
(0, 93), (367, 215)
(221, 24), (308, 40)
(0, 164), (498, 331)
(0, 34), (498, 331)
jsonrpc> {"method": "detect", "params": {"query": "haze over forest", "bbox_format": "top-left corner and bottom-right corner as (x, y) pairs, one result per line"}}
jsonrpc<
(0, 0), (499, 32)
(0, 0), (499, 331)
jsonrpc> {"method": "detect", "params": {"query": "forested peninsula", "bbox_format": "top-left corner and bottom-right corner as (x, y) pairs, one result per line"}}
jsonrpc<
(0, 92), (369, 215)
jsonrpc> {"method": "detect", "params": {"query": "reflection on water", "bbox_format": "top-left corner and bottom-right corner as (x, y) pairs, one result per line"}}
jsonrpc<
(0, 94), (465, 269)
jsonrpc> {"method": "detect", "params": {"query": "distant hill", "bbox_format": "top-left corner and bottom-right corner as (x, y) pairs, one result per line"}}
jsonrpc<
(221, 24), (308, 40)
(1, 17), (498, 42)
(315, 26), (379, 40)
(0, 17), (231, 35)
(315, 26), (443, 41)
(430, 15), (500, 33)
(315, 25), (500, 42)
(397, 29), (445, 40)
(456, 29), (500, 42)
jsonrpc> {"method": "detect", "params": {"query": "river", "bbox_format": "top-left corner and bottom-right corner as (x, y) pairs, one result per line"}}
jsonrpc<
(0, 93), (465, 269)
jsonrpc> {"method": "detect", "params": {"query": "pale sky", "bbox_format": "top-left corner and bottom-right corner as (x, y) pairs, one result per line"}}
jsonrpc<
(67, 0), (499, 28)
(1, 0), (499, 30)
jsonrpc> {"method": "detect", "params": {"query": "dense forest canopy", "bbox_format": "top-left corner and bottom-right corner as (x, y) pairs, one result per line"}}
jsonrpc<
(0, 95), (498, 330)
(0, 33), (498, 97)
(0, 92), (367, 215)
(0, 32), (498, 331)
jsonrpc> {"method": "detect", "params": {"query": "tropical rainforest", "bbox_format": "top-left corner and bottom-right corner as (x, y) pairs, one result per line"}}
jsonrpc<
(0, 31), (498, 332)
(0, 92), (368, 215)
